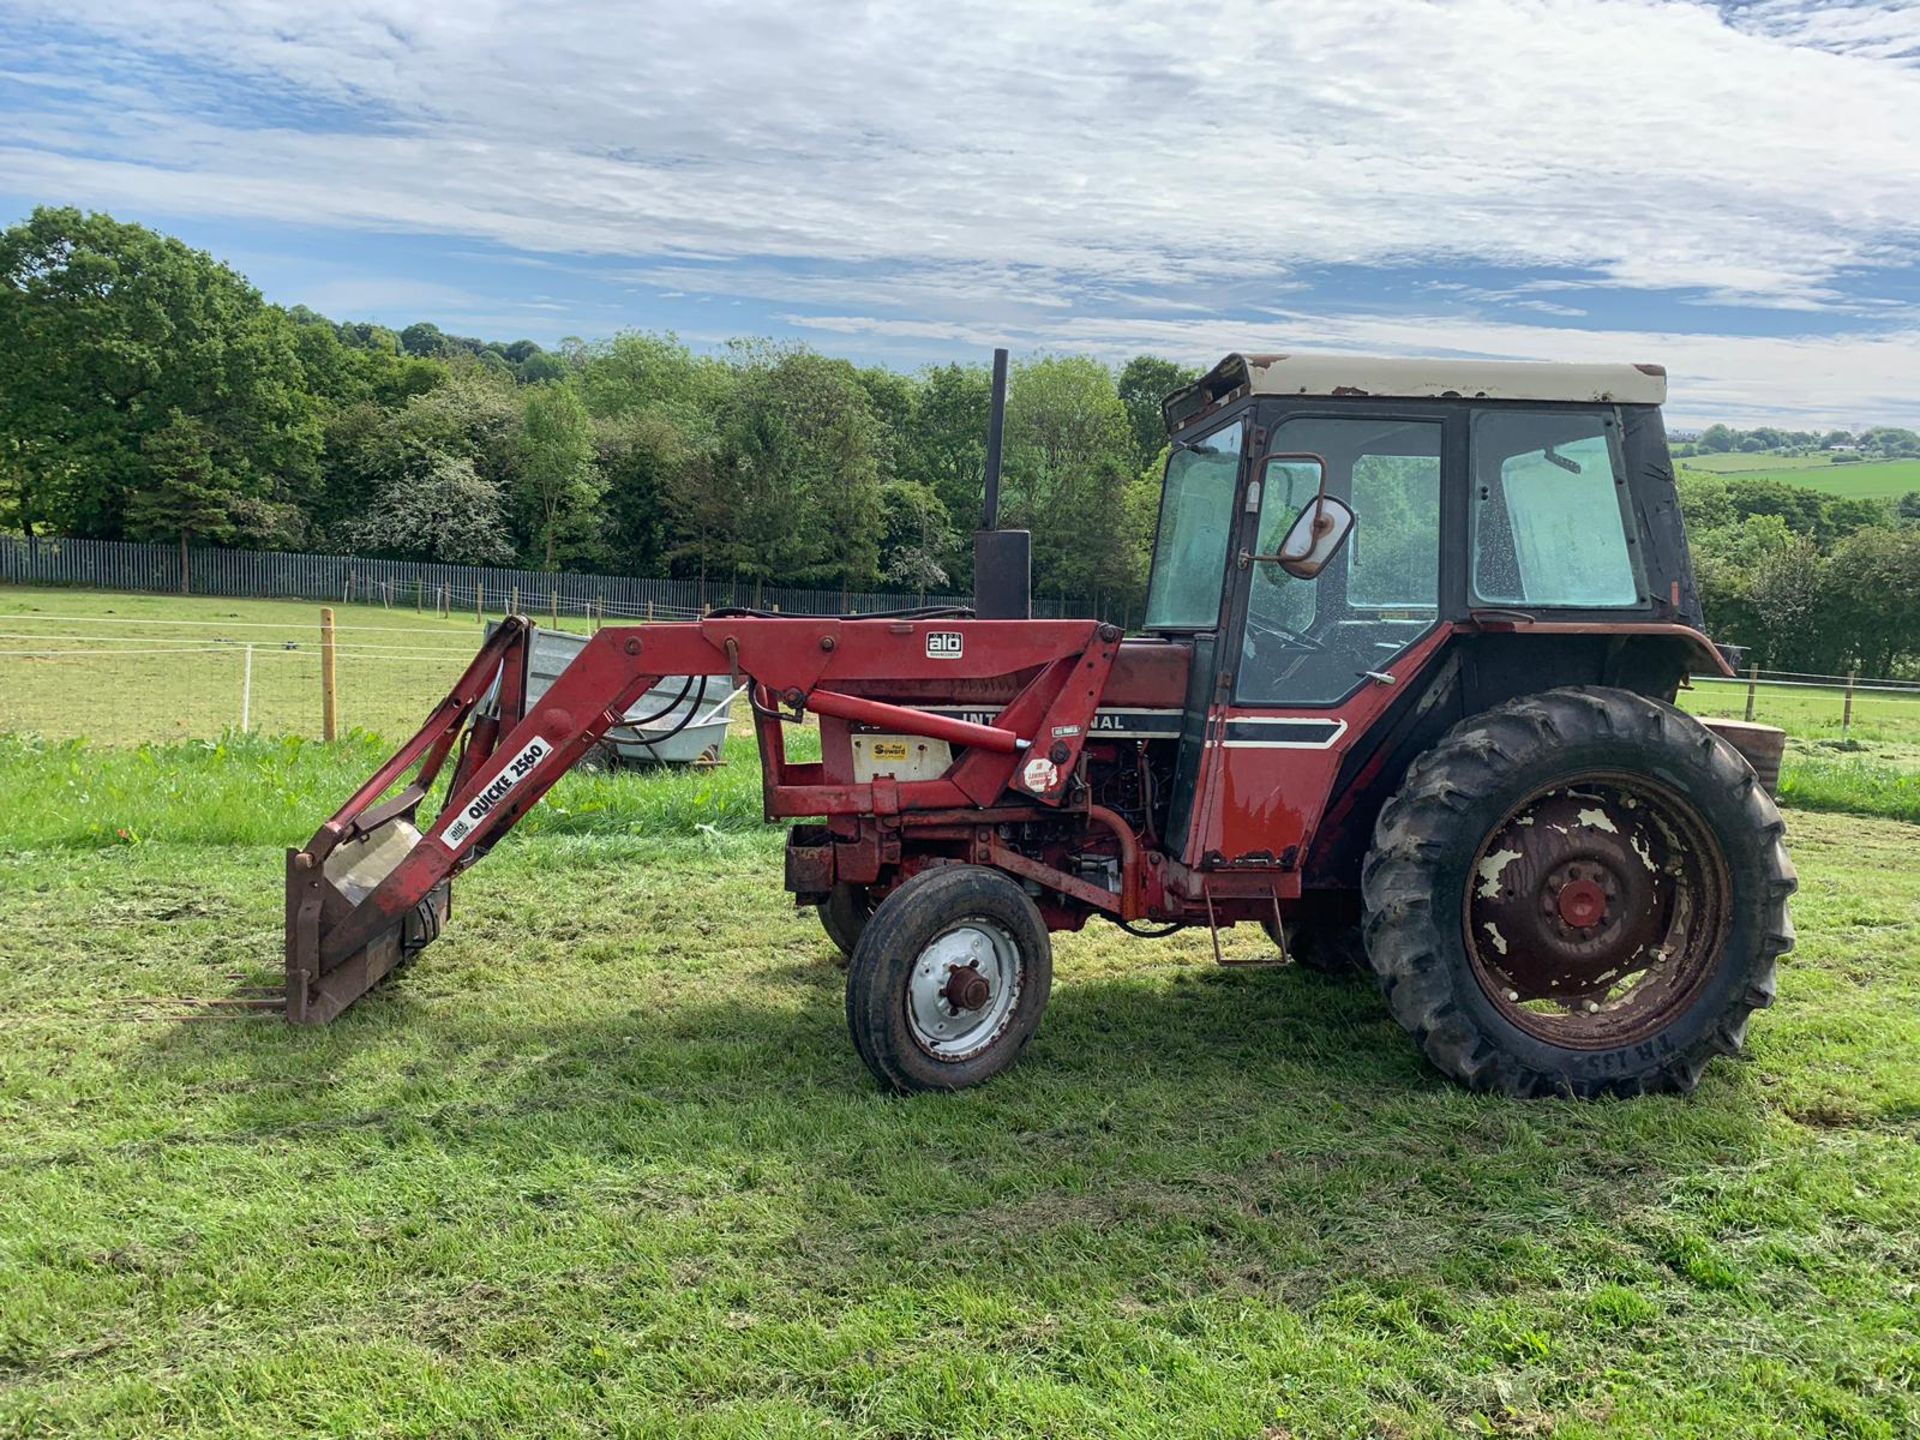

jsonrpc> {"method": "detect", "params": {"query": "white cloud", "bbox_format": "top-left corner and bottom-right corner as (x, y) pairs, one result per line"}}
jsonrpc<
(2, 0), (1917, 421)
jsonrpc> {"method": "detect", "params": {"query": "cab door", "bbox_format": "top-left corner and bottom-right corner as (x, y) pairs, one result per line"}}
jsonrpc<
(1183, 407), (1460, 870)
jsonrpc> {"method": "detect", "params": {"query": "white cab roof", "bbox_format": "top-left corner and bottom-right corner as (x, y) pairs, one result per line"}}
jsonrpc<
(1165, 352), (1668, 430)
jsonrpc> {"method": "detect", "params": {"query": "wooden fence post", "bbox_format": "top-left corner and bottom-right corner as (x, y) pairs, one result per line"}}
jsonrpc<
(551, 590), (559, 627)
(476, 583), (484, 623)
(1744, 663), (1759, 723)
(241, 643), (254, 733)
(509, 585), (519, 617)
(414, 577), (423, 613)
(438, 583), (448, 617)
(1843, 669), (1857, 739)
(321, 607), (338, 742)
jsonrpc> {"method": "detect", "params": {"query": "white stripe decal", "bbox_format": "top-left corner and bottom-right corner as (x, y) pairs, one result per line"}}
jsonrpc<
(1215, 719), (1349, 750)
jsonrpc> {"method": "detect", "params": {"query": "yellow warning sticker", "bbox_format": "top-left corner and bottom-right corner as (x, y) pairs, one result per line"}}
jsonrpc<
(869, 741), (911, 761)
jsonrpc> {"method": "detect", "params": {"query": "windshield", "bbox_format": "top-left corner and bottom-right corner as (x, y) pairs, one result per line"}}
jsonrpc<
(1143, 419), (1244, 629)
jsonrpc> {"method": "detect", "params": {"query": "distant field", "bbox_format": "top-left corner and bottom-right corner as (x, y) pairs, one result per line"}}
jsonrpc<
(1680, 451), (1840, 474)
(1678, 452), (1920, 499)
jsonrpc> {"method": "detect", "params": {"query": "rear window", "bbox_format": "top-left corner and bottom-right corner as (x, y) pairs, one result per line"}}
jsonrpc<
(1471, 410), (1641, 608)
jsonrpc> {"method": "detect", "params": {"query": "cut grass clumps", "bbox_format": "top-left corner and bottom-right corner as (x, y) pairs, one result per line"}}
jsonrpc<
(1, 802), (1917, 1437)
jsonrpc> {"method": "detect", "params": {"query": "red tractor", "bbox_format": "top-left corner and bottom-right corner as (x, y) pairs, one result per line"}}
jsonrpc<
(288, 351), (1794, 1100)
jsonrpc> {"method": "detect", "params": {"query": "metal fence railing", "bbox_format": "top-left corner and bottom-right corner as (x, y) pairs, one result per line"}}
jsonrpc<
(0, 535), (1092, 620)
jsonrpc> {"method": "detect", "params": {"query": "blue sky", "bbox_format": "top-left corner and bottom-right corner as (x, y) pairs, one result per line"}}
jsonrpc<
(2, 0), (1918, 427)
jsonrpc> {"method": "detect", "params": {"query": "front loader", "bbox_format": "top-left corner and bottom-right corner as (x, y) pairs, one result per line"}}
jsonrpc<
(289, 351), (1795, 1099)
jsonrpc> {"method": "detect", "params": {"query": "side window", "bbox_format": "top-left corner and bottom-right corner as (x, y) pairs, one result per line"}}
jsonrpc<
(1238, 416), (1442, 706)
(1471, 410), (1641, 608)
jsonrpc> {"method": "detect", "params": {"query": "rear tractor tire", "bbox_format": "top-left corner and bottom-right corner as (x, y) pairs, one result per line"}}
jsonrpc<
(816, 882), (875, 967)
(845, 865), (1053, 1094)
(1361, 686), (1796, 1098)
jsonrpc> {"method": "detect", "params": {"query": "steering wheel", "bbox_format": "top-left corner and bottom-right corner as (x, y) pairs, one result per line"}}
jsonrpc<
(1246, 610), (1325, 653)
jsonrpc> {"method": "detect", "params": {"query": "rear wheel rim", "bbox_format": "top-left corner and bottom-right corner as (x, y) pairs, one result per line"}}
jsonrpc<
(906, 919), (1022, 1061)
(1462, 774), (1731, 1049)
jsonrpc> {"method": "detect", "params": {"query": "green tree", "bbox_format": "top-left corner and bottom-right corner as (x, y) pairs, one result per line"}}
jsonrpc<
(879, 479), (955, 599)
(711, 348), (887, 604)
(1116, 355), (1198, 469)
(1747, 538), (1833, 671)
(317, 368), (521, 548)
(123, 413), (246, 592)
(400, 322), (448, 358)
(516, 384), (601, 570)
(902, 363), (990, 588)
(0, 207), (321, 540)
(1002, 356), (1135, 611)
(344, 453), (516, 565)
(1825, 527), (1920, 674)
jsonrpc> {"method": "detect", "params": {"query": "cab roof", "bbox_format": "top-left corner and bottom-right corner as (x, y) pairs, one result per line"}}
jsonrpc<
(1163, 352), (1669, 432)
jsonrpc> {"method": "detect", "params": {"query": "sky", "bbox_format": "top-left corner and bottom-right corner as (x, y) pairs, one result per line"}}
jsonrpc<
(1, 0), (1918, 428)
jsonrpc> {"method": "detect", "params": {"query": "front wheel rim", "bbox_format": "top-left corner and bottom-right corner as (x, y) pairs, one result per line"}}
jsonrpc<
(905, 919), (1022, 1061)
(1462, 774), (1731, 1049)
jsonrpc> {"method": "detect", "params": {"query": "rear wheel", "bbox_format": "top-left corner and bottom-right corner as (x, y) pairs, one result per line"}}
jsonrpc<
(845, 865), (1053, 1093)
(1361, 686), (1796, 1098)
(816, 882), (874, 966)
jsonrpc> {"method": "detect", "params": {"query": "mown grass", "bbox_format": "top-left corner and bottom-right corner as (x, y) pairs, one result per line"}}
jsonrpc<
(1, 763), (1917, 1436)
(3, 589), (1919, 1433)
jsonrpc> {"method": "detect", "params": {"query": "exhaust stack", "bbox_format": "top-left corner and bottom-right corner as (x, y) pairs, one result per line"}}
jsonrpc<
(973, 346), (1031, 619)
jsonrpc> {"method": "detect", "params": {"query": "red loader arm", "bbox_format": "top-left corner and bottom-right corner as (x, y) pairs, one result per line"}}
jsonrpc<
(286, 614), (1121, 1022)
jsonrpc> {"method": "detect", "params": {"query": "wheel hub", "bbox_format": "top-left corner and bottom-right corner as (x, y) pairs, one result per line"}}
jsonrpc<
(1464, 779), (1727, 1046)
(941, 963), (991, 1012)
(1552, 873), (1610, 931)
(906, 921), (1022, 1061)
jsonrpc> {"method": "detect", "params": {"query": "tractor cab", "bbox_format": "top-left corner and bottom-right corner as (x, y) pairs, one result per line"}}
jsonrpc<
(1138, 353), (1727, 883)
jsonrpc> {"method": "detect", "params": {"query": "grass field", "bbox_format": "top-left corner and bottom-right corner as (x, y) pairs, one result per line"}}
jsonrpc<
(1, 739), (1917, 1437)
(1677, 453), (1920, 500)
(1, 588), (1919, 1434)
(0, 587), (595, 746)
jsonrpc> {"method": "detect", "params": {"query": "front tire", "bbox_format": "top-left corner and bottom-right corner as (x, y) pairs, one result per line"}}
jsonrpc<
(845, 866), (1053, 1094)
(1361, 686), (1796, 1098)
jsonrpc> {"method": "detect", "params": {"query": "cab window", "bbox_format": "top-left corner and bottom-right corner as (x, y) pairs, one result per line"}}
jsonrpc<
(1471, 410), (1641, 608)
(1144, 419), (1244, 630)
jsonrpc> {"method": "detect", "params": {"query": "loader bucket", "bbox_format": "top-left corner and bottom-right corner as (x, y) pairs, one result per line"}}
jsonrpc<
(282, 616), (541, 1024)
(286, 832), (451, 1024)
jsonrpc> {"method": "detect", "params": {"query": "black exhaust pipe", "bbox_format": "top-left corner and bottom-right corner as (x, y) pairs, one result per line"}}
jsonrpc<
(973, 347), (1031, 619)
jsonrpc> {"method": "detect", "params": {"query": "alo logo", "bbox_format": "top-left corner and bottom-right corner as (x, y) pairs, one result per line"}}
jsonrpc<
(926, 630), (964, 659)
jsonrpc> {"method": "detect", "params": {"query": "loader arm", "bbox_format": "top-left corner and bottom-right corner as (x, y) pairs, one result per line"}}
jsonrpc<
(287, 615), (1121, 1023)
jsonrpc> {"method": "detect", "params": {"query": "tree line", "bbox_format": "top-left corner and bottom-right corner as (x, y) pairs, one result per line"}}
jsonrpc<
(1682, 474), (1920, 677)
(4, 207), (1920, 672)
(1678, 423), (1919, 458)
(0, 208), (1191, 617)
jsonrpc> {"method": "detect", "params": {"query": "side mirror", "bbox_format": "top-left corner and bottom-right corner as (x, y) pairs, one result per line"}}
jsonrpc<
(1274, 495), (1355, 579)
(1240, 453), (1356, 580)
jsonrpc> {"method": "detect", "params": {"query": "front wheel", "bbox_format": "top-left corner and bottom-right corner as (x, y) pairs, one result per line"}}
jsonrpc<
(845, 865), (1053, 1093)
(1361, 686), (1796, 1098)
